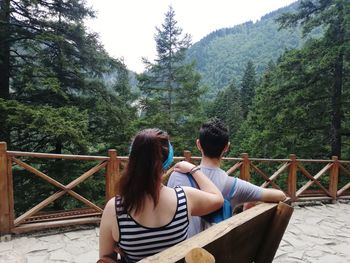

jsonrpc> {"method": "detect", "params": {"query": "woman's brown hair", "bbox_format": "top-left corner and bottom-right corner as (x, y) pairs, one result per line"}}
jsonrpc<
(119, 128), (170, 214)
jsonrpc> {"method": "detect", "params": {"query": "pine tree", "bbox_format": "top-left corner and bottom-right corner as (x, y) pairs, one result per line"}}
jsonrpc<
(277, 0), (350, 157)
(240, 61), (257, 118)
(208, 81), (243, 143)
(0, 0), (137, 154)
(137, 6), (205, 152)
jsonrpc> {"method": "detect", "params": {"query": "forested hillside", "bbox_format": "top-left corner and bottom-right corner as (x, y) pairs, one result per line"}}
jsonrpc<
(233, 0), (349, 160)
(187, 1), (311, 95)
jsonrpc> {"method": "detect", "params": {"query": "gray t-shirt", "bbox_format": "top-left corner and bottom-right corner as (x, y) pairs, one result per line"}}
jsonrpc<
(167, 165), (262, 237)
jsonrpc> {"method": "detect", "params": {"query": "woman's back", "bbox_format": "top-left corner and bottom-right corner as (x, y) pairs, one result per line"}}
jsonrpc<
(116, 186), (189, 262)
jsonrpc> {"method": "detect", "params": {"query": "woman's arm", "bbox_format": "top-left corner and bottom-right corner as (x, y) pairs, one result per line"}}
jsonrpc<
(174, 161), (224, 216)
(99, 198), (118, 259)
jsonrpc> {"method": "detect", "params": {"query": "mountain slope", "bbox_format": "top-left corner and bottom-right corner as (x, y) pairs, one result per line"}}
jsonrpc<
(187, 2), (307, 95)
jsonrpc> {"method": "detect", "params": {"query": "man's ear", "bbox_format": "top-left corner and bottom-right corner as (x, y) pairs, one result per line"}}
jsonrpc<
(196, 139), (202, 152)
(223, 142), (230, 153)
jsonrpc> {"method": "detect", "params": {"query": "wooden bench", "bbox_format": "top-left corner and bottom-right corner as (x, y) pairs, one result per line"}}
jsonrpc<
(140, 202), (293, 263)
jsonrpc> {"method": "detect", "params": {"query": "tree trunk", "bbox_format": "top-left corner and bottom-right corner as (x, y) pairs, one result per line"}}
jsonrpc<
(330, 8), (345, 159)
(0, 0), (10, 100)
(330, 53), (343, 158)
(55, 140), (62, 154)
(0, 0), (11, 145)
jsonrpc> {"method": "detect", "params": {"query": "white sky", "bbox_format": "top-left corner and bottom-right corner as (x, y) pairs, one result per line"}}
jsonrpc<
(85, 0), (298, 73)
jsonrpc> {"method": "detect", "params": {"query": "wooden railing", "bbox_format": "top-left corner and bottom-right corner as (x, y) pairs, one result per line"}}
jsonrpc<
(0, 142), (350, 234)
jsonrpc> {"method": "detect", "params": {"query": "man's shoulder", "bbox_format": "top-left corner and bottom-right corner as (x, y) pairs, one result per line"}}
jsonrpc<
(167, 171), (191, 187)
(200, 166), (227, 177)
(170, 171), (185, 178)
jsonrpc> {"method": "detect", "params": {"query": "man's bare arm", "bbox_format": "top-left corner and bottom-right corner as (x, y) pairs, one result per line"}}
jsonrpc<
(261, 188), (286, 202)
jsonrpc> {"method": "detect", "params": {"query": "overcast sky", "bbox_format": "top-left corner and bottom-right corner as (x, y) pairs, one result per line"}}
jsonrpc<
(85, 0), (298, 73)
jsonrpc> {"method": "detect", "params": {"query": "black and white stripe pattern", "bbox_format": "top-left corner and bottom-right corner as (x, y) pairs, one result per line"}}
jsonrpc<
(116, 186), (189, 262)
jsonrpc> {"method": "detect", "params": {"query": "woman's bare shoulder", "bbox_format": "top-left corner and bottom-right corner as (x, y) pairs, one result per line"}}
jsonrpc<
(103, 197), (117, 217)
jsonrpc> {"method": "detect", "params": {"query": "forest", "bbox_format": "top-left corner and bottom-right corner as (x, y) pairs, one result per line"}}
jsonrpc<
(0, 0), (349, 213)
(187, 2), (306, 95)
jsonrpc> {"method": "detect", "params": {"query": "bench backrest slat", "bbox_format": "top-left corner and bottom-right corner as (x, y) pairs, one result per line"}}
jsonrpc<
(140, 202), (293, 263)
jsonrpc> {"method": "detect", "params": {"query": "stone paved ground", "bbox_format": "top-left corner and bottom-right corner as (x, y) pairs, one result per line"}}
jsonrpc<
(0, 201), (349, 263)
(274, 201), (350, 263)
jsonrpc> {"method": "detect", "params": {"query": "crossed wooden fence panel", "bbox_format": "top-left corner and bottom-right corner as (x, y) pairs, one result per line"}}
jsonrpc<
(295, 162), (332, 198)
(11, 157), (106, 227)
(1, 142), (350, 235)
(338, 163), (350, 196)
(221, 155), (350, 203)
(254, 162), (289, 190)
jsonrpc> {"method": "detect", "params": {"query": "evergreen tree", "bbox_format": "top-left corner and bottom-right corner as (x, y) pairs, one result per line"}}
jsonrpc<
(236, 38), (349, 159)
(240, 61), (257, 118)
(207, 81), (243, 143)
(87, 60), (138, 154)
(0, 0), (137, 154)
(0, 0), (95, 149)
(235, 0), (349, 159)
(137, 6), (205, 153)
(277, 0), (350, 157)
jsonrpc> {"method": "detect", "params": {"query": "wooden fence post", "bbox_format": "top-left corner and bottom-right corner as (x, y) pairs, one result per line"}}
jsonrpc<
(105, 149), (120, 202)
(0, 142), (12, 234)
(240, 153), (250, 182)
(329, 156), (339, 204)
(183, 150), (192, 163)
(287, 154), (297, 203)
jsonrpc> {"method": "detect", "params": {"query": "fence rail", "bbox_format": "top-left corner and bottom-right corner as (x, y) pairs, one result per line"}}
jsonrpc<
(0, 142), (349, 235)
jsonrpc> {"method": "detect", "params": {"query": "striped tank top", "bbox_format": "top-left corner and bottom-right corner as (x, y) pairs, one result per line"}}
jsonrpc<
(115, 186), (189, 262)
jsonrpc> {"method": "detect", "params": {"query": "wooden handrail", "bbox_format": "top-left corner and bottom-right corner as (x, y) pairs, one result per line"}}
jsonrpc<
(7, 151), (110, 161)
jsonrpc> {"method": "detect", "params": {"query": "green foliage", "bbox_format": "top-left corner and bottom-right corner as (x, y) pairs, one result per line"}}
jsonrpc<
(0, 0), (138, 153)
(0, 99), (89, 152)
(234, 47), (331, 158)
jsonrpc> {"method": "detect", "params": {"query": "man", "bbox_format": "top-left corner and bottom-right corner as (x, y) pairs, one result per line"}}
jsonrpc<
(167, 118), (286, 237)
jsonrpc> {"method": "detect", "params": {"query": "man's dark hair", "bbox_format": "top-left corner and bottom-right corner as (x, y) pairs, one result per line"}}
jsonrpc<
(199, 118), (229, 159)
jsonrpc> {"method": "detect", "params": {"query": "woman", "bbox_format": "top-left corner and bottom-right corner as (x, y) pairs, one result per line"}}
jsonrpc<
(99, 128), (224, 262)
